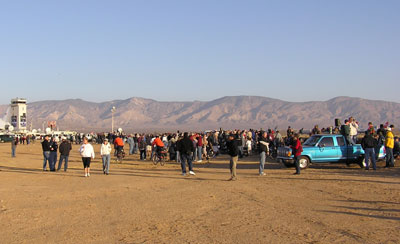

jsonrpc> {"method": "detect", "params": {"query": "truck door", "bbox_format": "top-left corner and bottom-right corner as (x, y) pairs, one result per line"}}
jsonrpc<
(337, 136), (348, 160)
(316, 137), (339, 161)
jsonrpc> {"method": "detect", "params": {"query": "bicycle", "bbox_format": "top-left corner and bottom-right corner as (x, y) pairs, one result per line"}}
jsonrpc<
(116, 148), (126, 163)
(152, 150), (167, 166)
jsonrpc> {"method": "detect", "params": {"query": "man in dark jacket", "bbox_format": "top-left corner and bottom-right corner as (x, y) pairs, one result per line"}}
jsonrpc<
(42, 135), (51, 171)
(177, 132), (195, 176)
(341, 120), (353, 145)
(361, 130), (377, 170)
(226, 134), (239, 181)
(58, 137), (72, 171)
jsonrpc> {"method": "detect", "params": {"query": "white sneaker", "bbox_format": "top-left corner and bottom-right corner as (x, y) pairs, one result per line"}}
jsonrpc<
(87, 173), (90, 177)
(85, 173), (88, 177)
(197, 160), (202, 163)
(189, 171), (196, 176)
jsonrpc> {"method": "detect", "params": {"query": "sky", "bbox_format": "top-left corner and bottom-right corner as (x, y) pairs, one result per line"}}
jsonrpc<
(0, 0), (399, 104)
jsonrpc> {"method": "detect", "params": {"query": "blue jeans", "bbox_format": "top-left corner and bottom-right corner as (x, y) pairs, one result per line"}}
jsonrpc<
(11, 147), (16, 157)
(294, 156), (300, 174)
(102, 154), (111, 173)
(49, 152), (57, 171)
(259, 151), (266, 174)
(364, 148), (376, 170)
(176, 151), (181, 163)
(180, 153), (193, 174)
(197, 146), (202, 161)
(58, 155), (69, 171)
(129, 143), (135, 155)
(385, 147), (394, 167)
(43, 151), (51, 170)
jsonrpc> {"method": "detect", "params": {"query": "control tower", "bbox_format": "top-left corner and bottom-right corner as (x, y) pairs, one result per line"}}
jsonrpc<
(10, 98), (27, 131)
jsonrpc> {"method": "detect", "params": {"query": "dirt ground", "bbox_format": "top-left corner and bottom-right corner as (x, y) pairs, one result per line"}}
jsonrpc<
(0, 142), (399, 244)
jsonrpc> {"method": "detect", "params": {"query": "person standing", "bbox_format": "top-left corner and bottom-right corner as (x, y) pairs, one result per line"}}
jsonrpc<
(79, 137), (95, 177)
(385, 125), (395, 168)
(196, 134), (203, 162)
(58, 137), (72, 171)
(127, 135), (135, 155)
(138, 135), (147, 160)
(100, 138), (112, 175)
(361, 130), (377, 170)
(349, 117), (359, 144)
(11, 136), (17, 157)
(258, 131), (269, 176)
(177, 132), (195, 176)
(49, 137), (58, 172)
(290, 134), (302, 175)
(341, 120), (353, 145)
(226, 134), (239, 181)
(42, 135), (51, 171)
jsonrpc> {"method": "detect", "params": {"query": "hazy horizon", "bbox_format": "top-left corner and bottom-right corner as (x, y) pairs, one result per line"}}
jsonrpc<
(1, 95), (400, 106)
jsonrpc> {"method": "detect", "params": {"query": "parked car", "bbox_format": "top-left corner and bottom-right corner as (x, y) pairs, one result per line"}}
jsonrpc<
(277, 134), (386, 169)
(0, 134), (14, 143)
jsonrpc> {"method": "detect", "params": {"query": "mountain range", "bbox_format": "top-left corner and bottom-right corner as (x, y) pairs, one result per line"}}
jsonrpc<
(0, 96), (399, 132)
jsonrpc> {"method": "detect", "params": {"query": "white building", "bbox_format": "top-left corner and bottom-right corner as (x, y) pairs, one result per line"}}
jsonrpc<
(10, 98), (27, 131)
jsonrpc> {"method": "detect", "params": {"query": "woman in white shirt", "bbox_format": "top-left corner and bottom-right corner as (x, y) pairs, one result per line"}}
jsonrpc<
(100, 138), (112, 175)
(79, 137), (95, 177)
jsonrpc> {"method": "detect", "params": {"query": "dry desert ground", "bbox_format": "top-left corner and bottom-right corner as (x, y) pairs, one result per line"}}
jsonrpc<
(0, 142), (399, 244)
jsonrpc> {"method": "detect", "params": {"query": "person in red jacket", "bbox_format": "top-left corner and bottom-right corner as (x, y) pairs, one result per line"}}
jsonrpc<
(152, 136), (165, 158)
(114, 136), (124, 154)
(290, 134), (302, 175)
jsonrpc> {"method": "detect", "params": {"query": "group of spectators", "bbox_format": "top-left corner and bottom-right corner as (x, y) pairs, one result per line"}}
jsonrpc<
(8, 120), (398, 179)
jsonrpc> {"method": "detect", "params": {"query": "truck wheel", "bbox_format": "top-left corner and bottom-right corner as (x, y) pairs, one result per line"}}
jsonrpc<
(358, 157), (369, 168)
(298, 156), (310, 169)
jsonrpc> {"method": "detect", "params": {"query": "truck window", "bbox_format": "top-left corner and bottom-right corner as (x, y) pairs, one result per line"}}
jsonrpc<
(319, 137), (334, 147)
(337, 137), (345, 146)
(304, 136), (322, 146)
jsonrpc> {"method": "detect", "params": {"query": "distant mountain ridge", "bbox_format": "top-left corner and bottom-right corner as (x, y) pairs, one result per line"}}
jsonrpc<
(0, 96), (399, 132)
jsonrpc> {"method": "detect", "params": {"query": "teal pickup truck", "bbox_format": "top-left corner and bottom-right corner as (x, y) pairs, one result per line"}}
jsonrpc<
(277, 134), (386, 169)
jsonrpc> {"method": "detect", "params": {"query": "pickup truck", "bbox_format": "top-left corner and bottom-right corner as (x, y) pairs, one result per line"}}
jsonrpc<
(277, 134), (385, 169)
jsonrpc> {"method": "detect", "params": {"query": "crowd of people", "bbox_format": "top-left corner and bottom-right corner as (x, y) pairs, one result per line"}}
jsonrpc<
(7, 119), (399, 179)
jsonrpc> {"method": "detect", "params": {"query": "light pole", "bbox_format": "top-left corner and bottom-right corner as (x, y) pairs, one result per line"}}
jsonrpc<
(111, 106), (116, 132)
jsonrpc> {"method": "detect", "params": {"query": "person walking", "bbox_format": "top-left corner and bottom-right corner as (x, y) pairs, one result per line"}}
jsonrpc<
(101, 138), (112, 175)
(290, 134), (302, 175)
(361, 130), (377, 170)
(79, 137), (95, 177)
(58, 137), (72, 171)
(177, 132), (195, 176)
(258, 131), (269, 176)
(385, 125), (395, 168)
(11, 136), (17, 157)
(226, 134), (239, 181)
(42, 135), (51, 171)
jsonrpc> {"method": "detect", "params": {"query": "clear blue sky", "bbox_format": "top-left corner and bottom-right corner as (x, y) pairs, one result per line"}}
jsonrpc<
(0, 0), (399, 104)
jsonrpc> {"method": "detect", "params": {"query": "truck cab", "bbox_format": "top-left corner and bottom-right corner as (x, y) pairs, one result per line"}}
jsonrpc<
(277, 134), (385, 169)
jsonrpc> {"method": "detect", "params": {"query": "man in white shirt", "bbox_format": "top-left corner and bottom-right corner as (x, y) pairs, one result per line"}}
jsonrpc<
(101, 138), (112, 175)
(79, 137), (95, 177)
(349, 117), (359, 144)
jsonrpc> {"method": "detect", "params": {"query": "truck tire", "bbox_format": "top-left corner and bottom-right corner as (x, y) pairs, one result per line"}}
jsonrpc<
(298, 156), (310, 169)
(357, 156), (369, 168)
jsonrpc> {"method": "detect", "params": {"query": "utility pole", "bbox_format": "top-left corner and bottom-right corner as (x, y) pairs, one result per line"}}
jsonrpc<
(111, 106), (116, 132)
